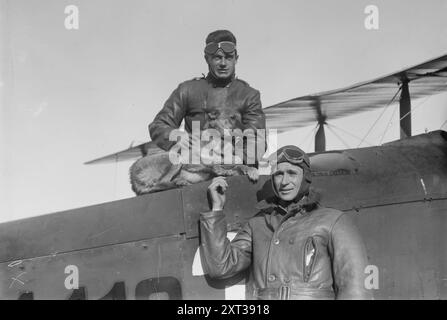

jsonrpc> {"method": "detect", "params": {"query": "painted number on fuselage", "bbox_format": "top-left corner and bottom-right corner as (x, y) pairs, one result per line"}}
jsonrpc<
(18, 276), (182, 300)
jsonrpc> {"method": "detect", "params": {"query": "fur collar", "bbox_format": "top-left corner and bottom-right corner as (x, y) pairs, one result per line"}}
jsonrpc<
(256, 187), (321, 215)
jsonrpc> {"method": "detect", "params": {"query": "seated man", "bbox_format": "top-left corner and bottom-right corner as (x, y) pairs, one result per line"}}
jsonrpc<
(148, 29), (266, 165)
(199, 145), (372, 300)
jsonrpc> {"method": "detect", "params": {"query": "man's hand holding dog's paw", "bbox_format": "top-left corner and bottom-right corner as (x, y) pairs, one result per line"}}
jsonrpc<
(208, 177), (228, 211)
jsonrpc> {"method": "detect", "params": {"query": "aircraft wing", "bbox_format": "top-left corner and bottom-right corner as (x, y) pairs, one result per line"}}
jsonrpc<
(84, 141), (163, 165)
(85, 54), (447, 164)
(264, 54), (447, 133)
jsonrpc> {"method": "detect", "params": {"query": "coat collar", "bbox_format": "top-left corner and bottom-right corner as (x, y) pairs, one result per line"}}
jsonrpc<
(206, 72), (235, 88)
(256, 187), (321, 231)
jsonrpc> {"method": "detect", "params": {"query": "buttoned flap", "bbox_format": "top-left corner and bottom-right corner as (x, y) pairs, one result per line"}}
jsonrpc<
(286, 232), (330, 283)
(303, 236), (318, 282)
(305, 234), (334, 285)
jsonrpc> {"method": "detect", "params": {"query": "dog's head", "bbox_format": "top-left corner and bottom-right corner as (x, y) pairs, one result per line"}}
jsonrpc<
(203, 108), (242, 135)
(200, 108), (244, 164)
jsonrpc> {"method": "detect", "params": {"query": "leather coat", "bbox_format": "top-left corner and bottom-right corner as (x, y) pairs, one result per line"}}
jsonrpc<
(149, 74), (266, 152)
(199, 191), (372, 300)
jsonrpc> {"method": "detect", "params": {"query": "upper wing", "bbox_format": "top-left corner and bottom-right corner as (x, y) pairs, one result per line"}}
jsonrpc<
(264, 54), (447, 133)
(84, 141), (163, 165)
(85, 54), (447, 164)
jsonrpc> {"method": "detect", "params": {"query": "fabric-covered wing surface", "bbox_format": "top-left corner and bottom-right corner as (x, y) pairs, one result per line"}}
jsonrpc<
(264, 54), (447, 133)
(84, 141), (163, 165)
(85, 54), (447, 164)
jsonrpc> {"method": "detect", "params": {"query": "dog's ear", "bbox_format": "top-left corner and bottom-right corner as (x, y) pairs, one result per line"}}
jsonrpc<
(230, 111), (243, 128)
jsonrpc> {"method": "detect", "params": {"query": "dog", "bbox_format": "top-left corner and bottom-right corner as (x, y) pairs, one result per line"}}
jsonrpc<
(129, 108), (259, 195)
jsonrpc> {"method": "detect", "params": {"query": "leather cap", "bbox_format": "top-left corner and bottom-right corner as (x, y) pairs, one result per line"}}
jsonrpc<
(270, 145), (312, 202)
(205, 30), (237, 45)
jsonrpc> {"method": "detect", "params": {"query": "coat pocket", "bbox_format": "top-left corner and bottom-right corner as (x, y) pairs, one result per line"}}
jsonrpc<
(303, 236), (318, 282)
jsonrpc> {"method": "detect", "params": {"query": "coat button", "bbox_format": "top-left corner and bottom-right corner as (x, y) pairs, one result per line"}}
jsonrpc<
(273, 239), (280, 245)
(268, 275), (276, 282)
(289, 238), (294, 244)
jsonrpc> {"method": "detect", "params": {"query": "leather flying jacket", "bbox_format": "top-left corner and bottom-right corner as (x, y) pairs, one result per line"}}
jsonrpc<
(199, 190), (372, 300)
(148, 73), (266, 154)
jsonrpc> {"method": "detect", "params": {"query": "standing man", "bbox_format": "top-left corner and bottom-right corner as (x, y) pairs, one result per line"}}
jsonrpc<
(200, 146), (372, 300)
(148, 30), (266, 164)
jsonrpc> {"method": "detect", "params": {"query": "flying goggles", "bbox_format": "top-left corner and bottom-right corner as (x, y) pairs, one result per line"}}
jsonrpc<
(269, 147), (310, 168)
(204, 41), (237, 55)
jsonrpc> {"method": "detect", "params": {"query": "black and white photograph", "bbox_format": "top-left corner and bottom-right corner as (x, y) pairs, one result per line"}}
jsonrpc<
(0, 0), (446, 301)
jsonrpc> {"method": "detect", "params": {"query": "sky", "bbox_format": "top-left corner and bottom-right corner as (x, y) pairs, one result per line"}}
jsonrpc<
(1, 0), (447, 222)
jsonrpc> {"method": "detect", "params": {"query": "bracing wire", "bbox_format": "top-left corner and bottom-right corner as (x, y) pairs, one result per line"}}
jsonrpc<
(379, 103), (399, 145)
(379, 94), (432, 144)
(326, 123), (350, 149)
(298, 123), (319, 146)
(329, 122), (374, 146)
(113, 154), (118, 198)
(357, 86), (402, 147)
(398, 95), (432, 121)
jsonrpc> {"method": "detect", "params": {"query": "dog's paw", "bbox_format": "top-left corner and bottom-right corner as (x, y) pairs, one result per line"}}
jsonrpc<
(212, 166), (236, 176)
(174, 179), (192, 187)
(245, 167), (259, 183)
(211, 166), (226, 176)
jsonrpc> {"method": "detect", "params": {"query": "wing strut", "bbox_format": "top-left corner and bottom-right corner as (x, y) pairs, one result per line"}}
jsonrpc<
(263, 53), (447, 149)
(399, 77), (412, 138)
(313, 98), (327, 152)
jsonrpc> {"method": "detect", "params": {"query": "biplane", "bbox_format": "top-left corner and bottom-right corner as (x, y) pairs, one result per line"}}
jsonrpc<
(0, 54), (446, 299)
